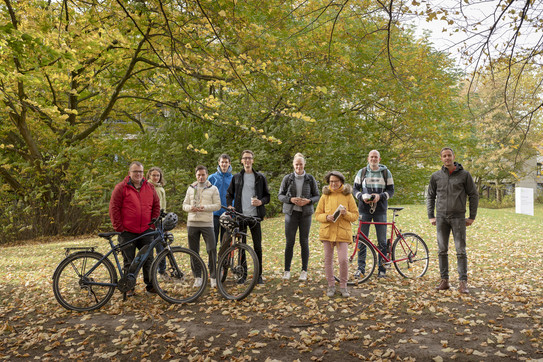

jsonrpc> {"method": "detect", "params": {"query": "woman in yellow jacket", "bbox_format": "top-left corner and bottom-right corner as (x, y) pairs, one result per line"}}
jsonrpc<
(315, 171), (358, 297)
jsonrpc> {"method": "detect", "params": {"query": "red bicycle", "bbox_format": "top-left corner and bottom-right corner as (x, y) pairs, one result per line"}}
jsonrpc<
(337, 207), (429, 285)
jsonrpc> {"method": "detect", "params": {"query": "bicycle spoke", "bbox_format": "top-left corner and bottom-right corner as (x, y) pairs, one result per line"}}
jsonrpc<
(217, 243), (259, 300)
(392, 233), (429, 278)
(52, 252), (117, 312)
(152, 247), (207, 304)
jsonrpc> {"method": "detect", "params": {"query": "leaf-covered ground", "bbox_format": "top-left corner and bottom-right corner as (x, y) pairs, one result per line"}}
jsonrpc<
(1, 205), (543, 361)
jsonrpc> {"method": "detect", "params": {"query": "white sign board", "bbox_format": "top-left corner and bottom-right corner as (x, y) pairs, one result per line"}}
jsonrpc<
(515, 187), (534, 216)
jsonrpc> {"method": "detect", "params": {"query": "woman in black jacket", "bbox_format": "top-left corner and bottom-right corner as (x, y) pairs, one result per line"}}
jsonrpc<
(278, 153), (320, 281)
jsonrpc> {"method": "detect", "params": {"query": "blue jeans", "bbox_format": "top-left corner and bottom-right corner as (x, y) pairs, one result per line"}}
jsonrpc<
(357, 212), (388, 274)
(436, 217), (467, 281)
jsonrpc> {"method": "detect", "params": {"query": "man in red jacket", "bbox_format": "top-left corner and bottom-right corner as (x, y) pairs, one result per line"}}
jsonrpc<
(109, 161), (161, 295)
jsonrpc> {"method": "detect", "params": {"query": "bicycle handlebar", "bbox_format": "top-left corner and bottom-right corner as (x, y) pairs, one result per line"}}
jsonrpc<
(148, 209), (168, 228)
(221, 205), (261, 223)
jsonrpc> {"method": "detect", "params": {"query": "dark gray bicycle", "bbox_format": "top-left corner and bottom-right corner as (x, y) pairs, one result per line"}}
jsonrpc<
(52, 212), (207, 311)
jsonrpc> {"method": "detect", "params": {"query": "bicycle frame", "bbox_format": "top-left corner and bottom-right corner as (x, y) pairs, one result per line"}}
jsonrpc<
(75, 228), (165, 288)
(350, 209), (411, 266)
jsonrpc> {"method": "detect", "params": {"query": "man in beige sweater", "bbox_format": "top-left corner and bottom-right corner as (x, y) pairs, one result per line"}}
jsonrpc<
(183, 165), (221, 287)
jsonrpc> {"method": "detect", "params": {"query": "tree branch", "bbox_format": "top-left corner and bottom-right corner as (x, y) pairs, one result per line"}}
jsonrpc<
(70, 31), (150, 143)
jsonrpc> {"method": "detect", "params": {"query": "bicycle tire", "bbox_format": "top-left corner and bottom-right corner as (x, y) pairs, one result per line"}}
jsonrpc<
(334, 238), (377, 286)
(151, 246), (208, 304)
(216, 243), (259, 300)
(52, 251), (117, 312)
(392, 232), (429, 278)
(217, 233), (233, 283)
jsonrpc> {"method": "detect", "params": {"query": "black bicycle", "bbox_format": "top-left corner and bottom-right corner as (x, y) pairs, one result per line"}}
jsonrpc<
(216, 208), (260, 300)
(52, 212), (208, 311)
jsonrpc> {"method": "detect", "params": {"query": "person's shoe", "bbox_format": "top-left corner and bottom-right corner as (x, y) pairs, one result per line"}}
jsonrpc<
(145, 286), (158, 294)
(298, 270), (308, 281)
(236, 277), (246, 285)
(257, 276), (265, 285)
(326, 286), (336, 297)
(126, 289), (135, 297)
(282, 271), (291, 280)
(339, 287), (350, 297)
(435, 279), (450, 291)
(354, 269), (364, 278)
(210, 278), (217, 288)
(458, 280), (470, 294)
(193, 277), (203, 288)
(378, 271), (387, 278)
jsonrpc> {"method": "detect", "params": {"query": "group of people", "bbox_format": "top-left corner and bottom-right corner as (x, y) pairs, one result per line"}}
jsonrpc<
(108, 147), (478, 297)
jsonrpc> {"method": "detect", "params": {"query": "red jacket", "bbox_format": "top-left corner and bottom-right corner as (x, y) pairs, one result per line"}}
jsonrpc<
(109, 176), (161, 233)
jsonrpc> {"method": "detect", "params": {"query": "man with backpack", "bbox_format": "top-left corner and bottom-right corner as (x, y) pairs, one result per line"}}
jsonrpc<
(352, 150), (395, 278)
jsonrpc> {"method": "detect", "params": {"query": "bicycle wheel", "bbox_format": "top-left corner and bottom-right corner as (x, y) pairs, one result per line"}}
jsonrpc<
(392, 232), (429, 278)
(52, 251), (117, 312)
(334, 238), (376, 286)
(151, 246), (208, 304)
(217, 233), (233, 283)
(216, 243), (259, 300)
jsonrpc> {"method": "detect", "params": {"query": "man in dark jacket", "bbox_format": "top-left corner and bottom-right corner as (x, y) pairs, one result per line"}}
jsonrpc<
(427, 147), (479, 294)
(109, 161), (161, 295)
(226, 150), (270, 284)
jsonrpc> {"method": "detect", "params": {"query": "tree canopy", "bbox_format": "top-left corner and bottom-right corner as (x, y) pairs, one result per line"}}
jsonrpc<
(0, 0), (540, 241)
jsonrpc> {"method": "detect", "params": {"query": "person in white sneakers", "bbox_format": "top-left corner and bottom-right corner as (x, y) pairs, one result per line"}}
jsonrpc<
(183, 165), (221, 288)
(278, 153), (320, 281)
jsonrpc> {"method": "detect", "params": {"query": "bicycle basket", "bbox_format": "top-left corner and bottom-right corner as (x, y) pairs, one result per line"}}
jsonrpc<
(163, 212), (178, 231)
(219, 212), (238, 232)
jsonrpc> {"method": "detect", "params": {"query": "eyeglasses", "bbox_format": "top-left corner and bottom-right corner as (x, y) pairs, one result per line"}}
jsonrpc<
(242, 157), (253, 160)
(130, 170), (144, 174)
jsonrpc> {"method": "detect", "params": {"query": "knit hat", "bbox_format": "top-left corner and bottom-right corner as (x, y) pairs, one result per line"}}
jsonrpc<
(324, 171), (345, 184)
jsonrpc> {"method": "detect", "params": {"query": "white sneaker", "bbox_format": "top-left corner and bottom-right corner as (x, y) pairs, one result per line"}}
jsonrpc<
(210, 278), (216, 288)
(326, 286), (336, 297)
(340, 287), (350, 297)
(298, 270), (307, 281)
(193, 277), (202, 288)
(282, 271), (291, 280)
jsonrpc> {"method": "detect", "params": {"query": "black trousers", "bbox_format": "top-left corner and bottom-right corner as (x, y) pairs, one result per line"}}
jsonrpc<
(120, 229), (154, 289)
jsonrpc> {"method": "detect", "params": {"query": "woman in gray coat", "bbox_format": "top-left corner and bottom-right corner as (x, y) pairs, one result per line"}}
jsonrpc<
(278, 153), (320, 281)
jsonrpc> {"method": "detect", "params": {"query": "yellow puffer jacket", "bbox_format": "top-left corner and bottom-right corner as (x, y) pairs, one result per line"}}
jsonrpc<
(315, 184), (358, 243)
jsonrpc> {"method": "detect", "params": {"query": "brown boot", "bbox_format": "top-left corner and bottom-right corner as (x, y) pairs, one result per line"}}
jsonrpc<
(435, 279), (450, 291)
(458, 280), (469, 294)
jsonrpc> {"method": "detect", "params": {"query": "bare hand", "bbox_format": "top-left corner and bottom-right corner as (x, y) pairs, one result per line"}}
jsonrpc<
(298, 198), (310, 206)
(251, 198), (262, 206)
(372, 194), (380, 203)
(340, 208), (347, 215)
(430, 218), (436, 226)
(326, 215), (335, 222)
(466, 218), (475, 226)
